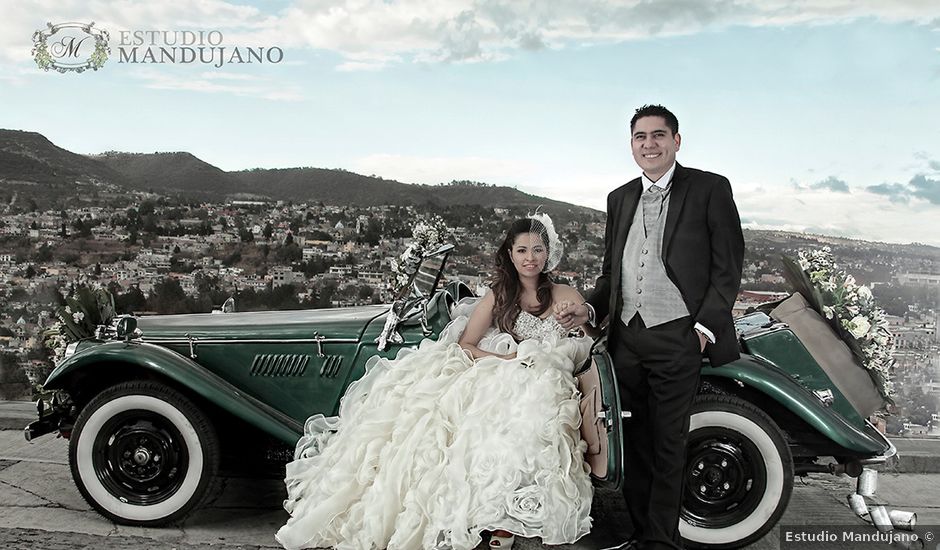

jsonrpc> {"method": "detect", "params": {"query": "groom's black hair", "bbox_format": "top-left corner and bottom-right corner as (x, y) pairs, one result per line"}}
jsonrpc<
(631, 104), (679, 135)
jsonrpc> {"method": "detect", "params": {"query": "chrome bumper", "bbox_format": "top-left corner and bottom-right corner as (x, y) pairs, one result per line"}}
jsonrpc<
(857, 420), (898, 465)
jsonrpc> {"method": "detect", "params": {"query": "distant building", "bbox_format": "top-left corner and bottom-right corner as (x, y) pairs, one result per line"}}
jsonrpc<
(329, 265), (354, 277)
(357, 271), (385, 287)
(271, 266), (303, 288)
(897, 272), (940, 286)
(902, 422), (929, 437)
(302, 248), (319, 262)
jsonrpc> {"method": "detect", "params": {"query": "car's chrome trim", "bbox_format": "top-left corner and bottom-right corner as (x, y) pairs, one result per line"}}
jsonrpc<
(139, 337), (360, 344)
(857, 420), (898, 465)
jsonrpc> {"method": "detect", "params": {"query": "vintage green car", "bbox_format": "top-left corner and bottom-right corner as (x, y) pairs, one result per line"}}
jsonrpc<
(25, 245), (894, 549)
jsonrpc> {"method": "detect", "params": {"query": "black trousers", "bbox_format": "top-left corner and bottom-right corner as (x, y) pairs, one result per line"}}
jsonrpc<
(610, 314), (702, 550)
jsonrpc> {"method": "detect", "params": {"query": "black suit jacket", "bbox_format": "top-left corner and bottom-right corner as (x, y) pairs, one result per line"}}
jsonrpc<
(587, 163), (745, 366)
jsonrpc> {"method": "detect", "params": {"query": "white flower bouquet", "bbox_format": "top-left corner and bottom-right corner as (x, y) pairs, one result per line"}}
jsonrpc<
(781, 247), (895, 400)
(389, 215), (451, 300)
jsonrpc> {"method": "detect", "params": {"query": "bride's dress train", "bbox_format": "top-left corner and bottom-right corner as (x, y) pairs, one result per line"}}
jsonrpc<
(276, 299), (594, 550)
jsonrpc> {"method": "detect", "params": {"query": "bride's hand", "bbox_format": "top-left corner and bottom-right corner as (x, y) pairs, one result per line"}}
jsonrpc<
(552, 300), (572, 316)
(553, 300), (587, 330)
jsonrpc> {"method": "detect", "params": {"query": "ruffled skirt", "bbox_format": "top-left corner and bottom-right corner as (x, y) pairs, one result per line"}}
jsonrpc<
(275, 312), (594, 550)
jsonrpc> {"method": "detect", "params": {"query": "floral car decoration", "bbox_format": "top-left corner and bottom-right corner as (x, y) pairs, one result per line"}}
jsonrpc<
(781, 247), (895, 401)
(44, 286), (116, 363)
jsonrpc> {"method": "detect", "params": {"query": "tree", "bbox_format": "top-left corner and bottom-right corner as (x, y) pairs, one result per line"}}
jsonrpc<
(0, 352), (30, 400)
(34, 244), (53, 263)
(148, 278), (191, 314)
(138, 200), (155, 216)
(114, 285), (147, 314)
(263, 222), (273, 240)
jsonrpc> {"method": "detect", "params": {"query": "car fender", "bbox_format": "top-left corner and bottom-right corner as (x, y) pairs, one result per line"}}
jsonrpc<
(702, 355), (887, 455)
(45, 341), (303, 445)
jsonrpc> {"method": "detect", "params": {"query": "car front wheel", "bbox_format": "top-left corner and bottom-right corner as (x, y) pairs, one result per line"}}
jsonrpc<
(680, 394), (793, 549)
(69, 380), (220, 526)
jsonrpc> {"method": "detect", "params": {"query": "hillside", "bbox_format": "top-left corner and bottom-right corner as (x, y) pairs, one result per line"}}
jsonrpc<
(93, 151), (248, 197)
(0, 129), (598, 219)
(0, 130), (124, 185)
(230, 168), (593, 219)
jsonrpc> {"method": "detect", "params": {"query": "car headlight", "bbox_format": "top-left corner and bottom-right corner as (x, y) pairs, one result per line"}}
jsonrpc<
(63, 341), (80, 359)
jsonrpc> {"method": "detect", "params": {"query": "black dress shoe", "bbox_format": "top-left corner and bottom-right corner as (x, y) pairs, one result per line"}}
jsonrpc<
(600, 539), (639, 550)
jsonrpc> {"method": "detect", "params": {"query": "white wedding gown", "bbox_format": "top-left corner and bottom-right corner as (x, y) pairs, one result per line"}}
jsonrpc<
(276, 298), (594, 550)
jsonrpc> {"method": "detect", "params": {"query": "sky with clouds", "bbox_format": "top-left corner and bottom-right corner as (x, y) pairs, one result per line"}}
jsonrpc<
(0, 0), (938, 245)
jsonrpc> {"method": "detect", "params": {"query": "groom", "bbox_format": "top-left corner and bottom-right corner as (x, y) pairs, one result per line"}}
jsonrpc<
(557, 104), (744, 550)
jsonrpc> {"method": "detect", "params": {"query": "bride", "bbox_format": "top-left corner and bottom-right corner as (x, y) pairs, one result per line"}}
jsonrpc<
(276, 214), (596, 550)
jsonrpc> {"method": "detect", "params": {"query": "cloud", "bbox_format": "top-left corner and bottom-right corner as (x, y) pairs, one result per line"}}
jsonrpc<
(929, 160), (940, 171)
(866, 174), (940, 205)
(128, 67), (304, 101)
(271, 0), (940, 69)
(866, 182), (910, 203)
(909, 174), (940, 204)
(810, 176), (850, 193)
(4, 1), (939, 70)
(735, 181), (940, 245)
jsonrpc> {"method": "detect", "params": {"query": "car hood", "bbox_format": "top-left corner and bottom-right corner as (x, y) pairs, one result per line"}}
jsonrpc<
(136, 304), (390, 341)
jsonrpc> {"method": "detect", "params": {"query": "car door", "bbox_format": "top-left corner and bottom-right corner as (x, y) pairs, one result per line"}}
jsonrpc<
(576, 336), (625, 491)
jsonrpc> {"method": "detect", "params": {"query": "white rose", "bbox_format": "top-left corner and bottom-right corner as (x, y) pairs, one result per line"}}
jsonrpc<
(506, 485), (547, 528)
(848, 316), (871, 339)
(72, 312), (85, 323)
(858, 286), (872, 301)
(822, 306), (835, 320)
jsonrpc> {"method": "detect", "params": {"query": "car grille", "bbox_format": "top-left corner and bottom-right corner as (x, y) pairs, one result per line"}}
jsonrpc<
(249, 354), (311, 377)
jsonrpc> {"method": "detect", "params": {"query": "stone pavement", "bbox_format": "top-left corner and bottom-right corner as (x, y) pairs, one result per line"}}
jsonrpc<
(2, 400), (940, 549)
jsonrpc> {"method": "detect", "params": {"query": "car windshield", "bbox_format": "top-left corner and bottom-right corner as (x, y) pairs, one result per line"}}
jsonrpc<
(412, 244), (451, 297)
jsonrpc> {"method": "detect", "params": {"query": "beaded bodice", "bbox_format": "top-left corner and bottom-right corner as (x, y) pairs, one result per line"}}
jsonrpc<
(513, 310), (568, 340)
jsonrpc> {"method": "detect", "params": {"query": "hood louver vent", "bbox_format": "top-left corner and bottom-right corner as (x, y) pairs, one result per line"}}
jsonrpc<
(250, 354), (310, 377)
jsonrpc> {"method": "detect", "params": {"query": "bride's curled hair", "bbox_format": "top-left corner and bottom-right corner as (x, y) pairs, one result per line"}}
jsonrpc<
(490, 218), (554, 337)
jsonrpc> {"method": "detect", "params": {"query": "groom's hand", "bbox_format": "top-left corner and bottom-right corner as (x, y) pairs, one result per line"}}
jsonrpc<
(696, 330), (708, 352)
(553, 301), (588, 330)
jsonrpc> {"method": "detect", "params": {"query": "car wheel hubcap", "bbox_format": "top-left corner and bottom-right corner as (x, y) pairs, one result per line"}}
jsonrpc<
(93, 411), (189, 505)
(682, 427), (767, 529)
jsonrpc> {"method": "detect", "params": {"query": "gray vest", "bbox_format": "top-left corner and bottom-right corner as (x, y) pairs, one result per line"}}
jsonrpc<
(620, 186), (690, 328)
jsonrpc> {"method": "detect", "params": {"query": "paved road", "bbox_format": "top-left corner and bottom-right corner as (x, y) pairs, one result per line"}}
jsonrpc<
(2, 429), (939, 550)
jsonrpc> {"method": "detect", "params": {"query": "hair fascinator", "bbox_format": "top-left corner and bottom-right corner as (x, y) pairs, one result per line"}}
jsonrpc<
(527, 210), (563, 272)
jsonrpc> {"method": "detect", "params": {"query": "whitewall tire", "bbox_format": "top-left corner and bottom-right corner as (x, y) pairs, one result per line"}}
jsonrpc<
(69, 381), (220, 525)
(680, 394), (793, 549)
